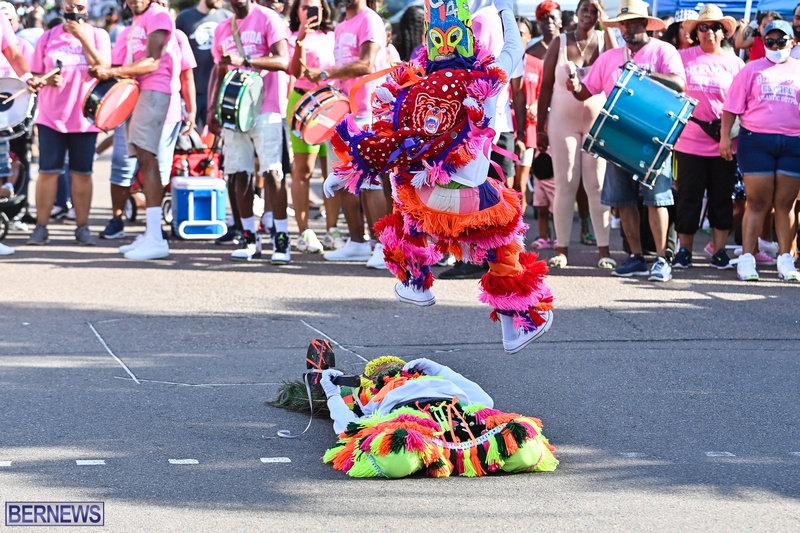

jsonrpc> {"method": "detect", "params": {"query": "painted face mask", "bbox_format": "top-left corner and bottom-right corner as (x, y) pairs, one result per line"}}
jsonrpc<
(425, 0), (474, 61)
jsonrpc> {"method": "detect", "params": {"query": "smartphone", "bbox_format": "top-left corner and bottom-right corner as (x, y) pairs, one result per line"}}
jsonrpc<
(306, 6), (319, 27)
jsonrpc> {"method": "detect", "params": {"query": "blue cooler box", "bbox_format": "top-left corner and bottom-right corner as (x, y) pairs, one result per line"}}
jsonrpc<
(171, 177), (227, 239)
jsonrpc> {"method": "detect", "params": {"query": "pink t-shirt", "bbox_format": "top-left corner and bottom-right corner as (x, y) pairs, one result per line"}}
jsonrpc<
(165, 29), (198, 124)
(676, 46), (744, 157)
(334, 8), (386, 118)
(583, 38), (686, 98)
(212, 4), (287, 115)
(31, 25), (112, 133)
(128, 3), (175, 93)
(288, 30), (335, 91)
(0, 15), (20, 78)
(386, 43), (400, 65)
(723, 58), (800, 137)
(111, 26), (130, 66)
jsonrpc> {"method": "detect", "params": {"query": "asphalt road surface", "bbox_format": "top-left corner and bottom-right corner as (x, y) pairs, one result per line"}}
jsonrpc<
(1, 155), (798, 531)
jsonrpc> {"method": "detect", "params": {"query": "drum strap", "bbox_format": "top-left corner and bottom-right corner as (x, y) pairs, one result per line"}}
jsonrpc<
(230, 18), (247, 60)
(345, 66), (398, 114)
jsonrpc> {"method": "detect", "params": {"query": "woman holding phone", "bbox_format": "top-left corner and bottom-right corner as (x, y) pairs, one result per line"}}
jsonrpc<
(287, 0), (338, 253)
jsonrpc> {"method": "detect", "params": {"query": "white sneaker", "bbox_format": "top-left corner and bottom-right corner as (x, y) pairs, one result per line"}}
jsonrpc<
(296, 229), (323, 254)
(119, 234), (145, 254)
(736, 253), (759, 281)
(123, 236), (169, 260)
(500, 311), (553, 353)
(776, 253), (799, 282)
(758, 238), (779, 258)
(322, 228), (345, 250)
(323, 239), (372, 261)
(0, 242), (14, 256)
(610, 216), (621, 229)
(393, 281), (435, 306)
(231, 231), (262, 261)
(366, 243), (387, 269)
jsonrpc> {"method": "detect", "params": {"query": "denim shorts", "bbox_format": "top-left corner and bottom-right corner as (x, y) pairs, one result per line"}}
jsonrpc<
(736, 127), (800, 178)
(601, 158), (674, 207)
(37, 125), (98, 175)
(0, 140), (10, 178)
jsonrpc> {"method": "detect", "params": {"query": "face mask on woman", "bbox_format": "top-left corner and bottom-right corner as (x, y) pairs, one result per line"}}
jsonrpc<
(765, 47), (791, 64)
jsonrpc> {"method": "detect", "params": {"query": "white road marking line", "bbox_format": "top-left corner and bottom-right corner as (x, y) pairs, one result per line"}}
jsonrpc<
(619, 452), (647, 458)
(113, 376), (279, 387)
(260, 457), (291, 463)
(299, 320), (369, 363)
(705, 451), (736, 457)
(87, 322), (140, 384)
(76, 460), (105, 465)
(169, 459), (199, 465)
(0, 461), (11, 467)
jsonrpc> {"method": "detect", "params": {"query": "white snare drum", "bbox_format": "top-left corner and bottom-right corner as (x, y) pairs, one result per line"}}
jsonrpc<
(0, 77), (37, 140)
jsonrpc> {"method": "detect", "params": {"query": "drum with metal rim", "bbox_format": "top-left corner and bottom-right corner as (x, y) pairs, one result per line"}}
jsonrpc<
(583, 62), (696, 189)
(217, 69), (264, 133)
(291, 85), (350, 145)
(0, 77), (37, 140)
(83, 77), (140, 132)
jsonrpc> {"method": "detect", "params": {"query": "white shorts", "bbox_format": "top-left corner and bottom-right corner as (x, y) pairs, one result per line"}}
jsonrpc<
(222, 112), (283, 175)
(521, 148), (534, 168)
(533, 177), (555, 208)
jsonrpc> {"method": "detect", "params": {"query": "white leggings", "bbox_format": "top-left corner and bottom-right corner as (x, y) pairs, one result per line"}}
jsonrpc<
(549, 120), (610, 249)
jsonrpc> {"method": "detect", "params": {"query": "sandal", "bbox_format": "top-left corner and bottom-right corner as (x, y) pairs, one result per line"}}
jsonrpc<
(548, 254), (568, 268)
(531, 237), (552, 250)
(597, 256), (617, 269)
(580, 231), (597, 246)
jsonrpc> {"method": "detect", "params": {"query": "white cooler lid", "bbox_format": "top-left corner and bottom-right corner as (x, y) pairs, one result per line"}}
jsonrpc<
(171, 177), (226, 190)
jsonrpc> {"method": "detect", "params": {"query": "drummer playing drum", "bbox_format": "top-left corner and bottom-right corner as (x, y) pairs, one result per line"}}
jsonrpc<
(89, 0), (178, 261)
(567, 0), (685, 282)
(0, 9), (38, 257)
(209, 0), (290, 264)
(26, 0), (111, 247)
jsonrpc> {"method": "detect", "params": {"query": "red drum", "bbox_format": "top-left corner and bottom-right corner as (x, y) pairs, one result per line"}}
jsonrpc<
(82, 78), (140, 131)
(291, 86), (350, 145)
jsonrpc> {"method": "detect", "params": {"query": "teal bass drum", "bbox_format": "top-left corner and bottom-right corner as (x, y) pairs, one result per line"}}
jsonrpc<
(583, 62), (697, 189)
(217, 68), (265, 133)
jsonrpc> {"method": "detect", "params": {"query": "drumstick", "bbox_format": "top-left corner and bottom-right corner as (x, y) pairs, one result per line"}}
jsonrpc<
(2, 62), (62, 105)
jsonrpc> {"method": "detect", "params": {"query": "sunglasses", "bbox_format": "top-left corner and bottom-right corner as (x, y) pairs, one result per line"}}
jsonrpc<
(697, 22), (724, 33)
(63, 4), (87, 11)
(764, 37), (790, 48)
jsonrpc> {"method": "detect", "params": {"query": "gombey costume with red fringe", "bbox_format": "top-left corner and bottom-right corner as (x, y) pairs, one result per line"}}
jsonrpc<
(328, 0), (554, 350)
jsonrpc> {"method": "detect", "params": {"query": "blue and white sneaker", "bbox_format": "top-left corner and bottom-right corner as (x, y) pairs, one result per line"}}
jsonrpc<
(672, 248), (692, 269)
(612, 254), (648, 277)
(100, 217), (125, 240)
(648, 256), (672, 282)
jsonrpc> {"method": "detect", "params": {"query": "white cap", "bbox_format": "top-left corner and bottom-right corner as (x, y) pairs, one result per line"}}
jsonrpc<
(0, 1), (17, 19)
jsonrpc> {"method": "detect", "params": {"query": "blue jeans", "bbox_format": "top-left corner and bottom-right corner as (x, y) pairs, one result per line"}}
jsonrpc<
(601, 158), (674, 208)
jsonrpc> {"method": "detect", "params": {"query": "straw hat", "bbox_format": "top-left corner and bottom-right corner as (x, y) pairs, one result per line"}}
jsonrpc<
(682, 4), (737, 36)
(604, 0), (666, 32)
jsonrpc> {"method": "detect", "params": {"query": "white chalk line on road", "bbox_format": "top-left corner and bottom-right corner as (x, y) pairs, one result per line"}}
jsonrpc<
(0, 452), (798, 468)
(87, 322), (140, 385)
(299, 319), (368, 363)
(113, 376), (280, 387)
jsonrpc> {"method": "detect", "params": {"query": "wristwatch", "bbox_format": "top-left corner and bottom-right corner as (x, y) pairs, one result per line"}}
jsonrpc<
(320, 70), (329, 81)
(243, 55), (252, 68)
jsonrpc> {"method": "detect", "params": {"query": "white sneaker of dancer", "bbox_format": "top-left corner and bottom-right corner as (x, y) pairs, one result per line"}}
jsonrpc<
(500, 311), (553, 354)
(393, 281), (435, 306)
